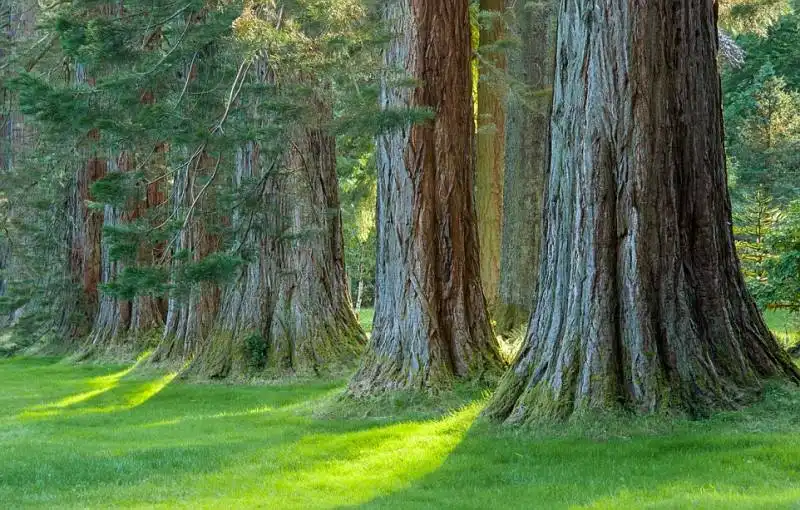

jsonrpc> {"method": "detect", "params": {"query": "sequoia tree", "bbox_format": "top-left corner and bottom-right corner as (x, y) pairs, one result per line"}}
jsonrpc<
(485, 0), (800, 422)
(497, 0), (556, 332)
(195, 128), (365, 378)
(348, 0), (504, 395)
(475, 0), (506, 310)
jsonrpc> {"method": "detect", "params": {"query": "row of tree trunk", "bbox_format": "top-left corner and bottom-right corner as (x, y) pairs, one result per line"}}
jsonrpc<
(352, 0), (799, 420)
(7, 0), (798, 420)
(51, 6), (365, 378)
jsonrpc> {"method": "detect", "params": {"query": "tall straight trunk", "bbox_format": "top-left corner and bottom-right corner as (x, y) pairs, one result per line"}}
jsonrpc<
(486, 0), (800, 423)
(0, 0), (36, 327)
(89, 156), (131, 348)
(475, 0), (506, 310)
(348, 0), (504, 395)
(195, 127), (365, 378)
(89, 152), (165, 351)
(497, 0), (557, 333)
(89, 11), (166, 351)
(129, 169), (167, 333)
(154, 149), (220, 363)
(60, 62), (106, 339)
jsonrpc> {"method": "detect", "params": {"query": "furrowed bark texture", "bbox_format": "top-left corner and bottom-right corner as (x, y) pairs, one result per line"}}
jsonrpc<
(129, 172), (167, 334)
(475, 0), (506, 310)
(348, 0), (504, 395)
(485, 0), (800, 423)
(195, 131), (365, 378)
(89, 157), (130, 348)
(89, 153), (165, 352)
(497, 0), (557, 331)
(154, 151), (220, 363)
(0, 0), (36, 329)
(59, 62), (106, 339)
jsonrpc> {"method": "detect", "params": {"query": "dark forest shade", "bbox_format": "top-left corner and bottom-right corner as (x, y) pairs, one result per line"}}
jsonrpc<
(485, 0), (800, 422)
(349, 0), (505, 395)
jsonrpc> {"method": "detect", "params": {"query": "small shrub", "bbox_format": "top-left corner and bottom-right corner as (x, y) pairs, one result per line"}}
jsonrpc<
(244, 333), (267, 370)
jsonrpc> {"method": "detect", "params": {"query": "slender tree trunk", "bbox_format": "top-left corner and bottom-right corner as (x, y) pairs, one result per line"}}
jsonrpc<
(348, 0), (505, 396)
(355, 261), (365, 319)
(194, 118), (366, 377)
(485, 0), (800, 423)
(496, 0), (557, 334)
(475, 0), (506, 311)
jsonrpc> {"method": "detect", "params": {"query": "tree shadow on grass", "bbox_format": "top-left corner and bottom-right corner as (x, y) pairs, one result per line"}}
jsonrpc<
(345, 395), (800, 509)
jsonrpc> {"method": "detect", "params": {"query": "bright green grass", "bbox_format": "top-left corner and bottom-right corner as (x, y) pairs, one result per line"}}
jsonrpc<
(358, 307), (375, 334)
(2, 358), (800, 508)
(764, 309), (800, 349)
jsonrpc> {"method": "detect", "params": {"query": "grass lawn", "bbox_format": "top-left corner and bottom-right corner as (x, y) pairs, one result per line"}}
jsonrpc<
(358, 307), (375, 335)
(763, 309), (800, 349)
(2, 358), (800, 508)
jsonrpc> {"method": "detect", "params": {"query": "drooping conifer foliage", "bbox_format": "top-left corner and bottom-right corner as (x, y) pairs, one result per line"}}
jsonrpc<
(0, 0), (387, 375)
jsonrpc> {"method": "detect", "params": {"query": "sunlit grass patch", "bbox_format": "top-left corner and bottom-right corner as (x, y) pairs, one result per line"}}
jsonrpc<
(2, 358), (800, 509)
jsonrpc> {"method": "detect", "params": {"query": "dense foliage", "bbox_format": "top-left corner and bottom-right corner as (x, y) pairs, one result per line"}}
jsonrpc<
(724, 0), (800, 336)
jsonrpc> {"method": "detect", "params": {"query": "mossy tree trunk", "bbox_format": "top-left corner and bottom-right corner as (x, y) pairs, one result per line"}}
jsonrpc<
(195, 127), (365, 378)
(496, 0), (557, 334)
(348, 0), (505, 396)
(485, 0), (800, 423)
(475, 0), (506, 311)
(0, 0), (37, 329)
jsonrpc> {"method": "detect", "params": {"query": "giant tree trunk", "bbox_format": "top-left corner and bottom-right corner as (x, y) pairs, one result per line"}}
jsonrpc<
(194, 130), (365, 378)
(348, 0), (504, 396)
(485, 0), (800, 423)
(59, 59), (107, 340)
(153, 150), (220, 363)
(475, 0), (506, 310)
(88, 157), (131, 349)
(496, 0), (557, 333)
(0, 0), (37, 329)
(88, 153), (165, 352)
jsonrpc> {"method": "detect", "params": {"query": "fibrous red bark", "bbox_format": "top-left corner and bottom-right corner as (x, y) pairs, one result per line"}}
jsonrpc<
(153, 150), (220, 363)
(348, 0), (504, 395)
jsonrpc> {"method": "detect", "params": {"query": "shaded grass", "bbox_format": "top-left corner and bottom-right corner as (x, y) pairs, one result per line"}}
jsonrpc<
(2, 358), (800, 508)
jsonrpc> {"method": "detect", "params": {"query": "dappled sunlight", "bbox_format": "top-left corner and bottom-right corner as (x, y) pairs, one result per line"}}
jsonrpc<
(5, 358), (800, 509)
(18, 355), (182, 420)
(28, 365), (138, 411)
(178, 402), (484, 509)
(139, 387), (344, 429)
(18, 355), (149, 419)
